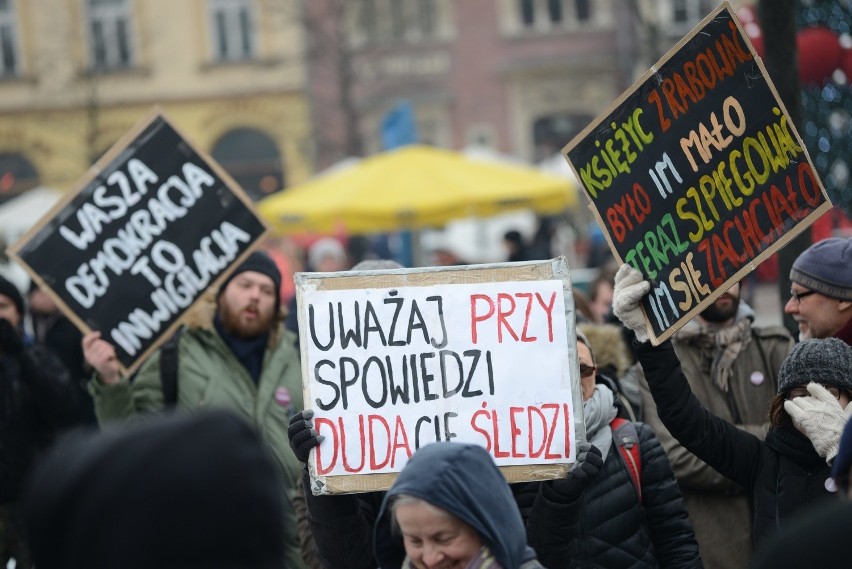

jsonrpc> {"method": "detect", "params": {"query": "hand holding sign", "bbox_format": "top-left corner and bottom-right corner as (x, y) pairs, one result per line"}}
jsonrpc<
(82, 331), (121, 385)
(612, 265), (651, 343)
(288, 409), (326, 464)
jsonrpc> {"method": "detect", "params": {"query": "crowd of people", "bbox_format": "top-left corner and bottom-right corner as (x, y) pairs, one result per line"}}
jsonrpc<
(2, 232), (852, 569)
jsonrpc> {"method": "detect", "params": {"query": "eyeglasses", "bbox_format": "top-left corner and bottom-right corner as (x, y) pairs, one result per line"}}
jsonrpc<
(787, 386), (843, 400)
(579, 364), (597, 378)
(789, 289), (817, 304)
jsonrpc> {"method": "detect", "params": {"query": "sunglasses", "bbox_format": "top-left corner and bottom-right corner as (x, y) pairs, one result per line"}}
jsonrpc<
(579, 364), (597, 378)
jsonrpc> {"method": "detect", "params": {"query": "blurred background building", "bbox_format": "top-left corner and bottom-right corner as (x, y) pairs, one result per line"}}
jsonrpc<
(0, 0), (313, 204)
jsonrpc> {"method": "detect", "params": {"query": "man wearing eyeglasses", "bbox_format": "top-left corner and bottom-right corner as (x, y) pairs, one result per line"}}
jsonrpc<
(785, 237), (852, 346)
(637, 280), (793, 569)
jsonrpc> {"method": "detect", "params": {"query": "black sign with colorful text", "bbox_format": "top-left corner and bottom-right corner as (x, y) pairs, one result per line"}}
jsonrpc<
(9, 110), (267, 371)
(563, 3), (830, 344)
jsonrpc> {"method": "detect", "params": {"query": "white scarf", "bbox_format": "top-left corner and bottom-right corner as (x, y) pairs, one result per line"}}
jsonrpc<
(583, 384), (618, 462)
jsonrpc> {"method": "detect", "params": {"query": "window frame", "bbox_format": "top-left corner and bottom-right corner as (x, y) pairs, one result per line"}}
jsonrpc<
(0, 0), (20, 77)
(86, 0), (135, 72)
(207, 0), (256, 63)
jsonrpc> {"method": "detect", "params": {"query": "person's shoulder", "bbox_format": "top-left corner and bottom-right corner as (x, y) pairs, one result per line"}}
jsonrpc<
(751, 325), (793, 342)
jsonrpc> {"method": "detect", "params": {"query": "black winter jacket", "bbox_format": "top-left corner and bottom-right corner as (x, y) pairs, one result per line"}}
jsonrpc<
(637, 340), (836, 547)
(0, 323), (79, 504)
(302, 468), (580, 568)
(567, 423), (702, 569)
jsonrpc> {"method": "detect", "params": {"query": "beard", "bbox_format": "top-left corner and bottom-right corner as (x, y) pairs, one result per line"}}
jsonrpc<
(700, 293), (740, 323)
(218, 298), (276, 338)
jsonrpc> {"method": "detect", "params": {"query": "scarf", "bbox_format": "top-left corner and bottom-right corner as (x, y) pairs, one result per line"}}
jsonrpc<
(583, 384), (617, 462)
(401, 546), (505, 569)
(765, 424), (826, 471)
(676, 303), (754, 392)
(214, 315), (268, 384)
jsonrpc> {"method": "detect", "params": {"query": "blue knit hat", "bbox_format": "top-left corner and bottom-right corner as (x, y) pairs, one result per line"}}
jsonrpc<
(790, 237), (852, 301)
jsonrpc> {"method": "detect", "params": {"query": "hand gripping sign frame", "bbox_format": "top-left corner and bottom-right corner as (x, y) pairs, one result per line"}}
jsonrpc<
(296, 257), (585, 495)
(561, 2), (831, 345)
(7, 107), (268, 374)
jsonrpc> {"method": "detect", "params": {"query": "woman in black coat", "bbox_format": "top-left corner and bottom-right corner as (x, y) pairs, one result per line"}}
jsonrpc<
(612, 265), (851, 547)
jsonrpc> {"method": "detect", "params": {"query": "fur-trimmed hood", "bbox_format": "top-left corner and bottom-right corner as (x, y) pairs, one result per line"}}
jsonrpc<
(578, 323), (632, 379)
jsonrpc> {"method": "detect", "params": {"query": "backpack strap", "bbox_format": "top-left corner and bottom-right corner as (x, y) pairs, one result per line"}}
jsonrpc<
(610, 417), (642, 504)
(159, 328), (183, 409)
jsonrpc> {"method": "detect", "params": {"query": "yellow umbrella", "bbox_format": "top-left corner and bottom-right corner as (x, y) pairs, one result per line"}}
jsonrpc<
(258, 145), (577, 235)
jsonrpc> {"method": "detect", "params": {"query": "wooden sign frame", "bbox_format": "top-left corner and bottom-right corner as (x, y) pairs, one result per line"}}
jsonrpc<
(296, 257), (585, 495)
(7, 107), (269, 374)
(562, 2), (831, 345)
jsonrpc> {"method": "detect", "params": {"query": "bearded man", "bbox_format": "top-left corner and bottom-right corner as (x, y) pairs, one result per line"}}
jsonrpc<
(637, 281), (793, 569)
(84, 251), (306, 569)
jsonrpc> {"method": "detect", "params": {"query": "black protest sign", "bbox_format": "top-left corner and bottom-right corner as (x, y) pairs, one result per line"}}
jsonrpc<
(562, 2), (831, 345)
(8, 109), (267, 371)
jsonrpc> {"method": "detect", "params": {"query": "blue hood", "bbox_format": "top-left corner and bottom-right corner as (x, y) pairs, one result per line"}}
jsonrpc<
(374, 442), (537, 569)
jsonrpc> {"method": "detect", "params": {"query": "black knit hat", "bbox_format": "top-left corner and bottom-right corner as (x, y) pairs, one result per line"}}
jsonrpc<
(23, 411), (286, 569)
(0, 275), (24, 318)
(790, 237), (852, 301)
(777, 338), (852, 394)
(218, 251), (282, 309)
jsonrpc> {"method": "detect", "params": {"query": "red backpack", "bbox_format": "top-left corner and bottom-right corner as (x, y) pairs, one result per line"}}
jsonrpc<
(610, 418), (643, 504)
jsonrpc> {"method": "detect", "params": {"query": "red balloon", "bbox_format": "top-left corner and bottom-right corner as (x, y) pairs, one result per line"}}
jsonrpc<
(797, 26), (842, 85)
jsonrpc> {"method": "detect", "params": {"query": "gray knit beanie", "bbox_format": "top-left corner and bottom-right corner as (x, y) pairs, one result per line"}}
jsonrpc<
(777, 338), (852, 394)
(790, 237), (852, 301)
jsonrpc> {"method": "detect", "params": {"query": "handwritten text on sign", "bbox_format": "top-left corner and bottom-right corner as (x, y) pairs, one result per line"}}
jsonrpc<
(304, 280), (575, 476)
(12, 114), (265, 370)
(563, 6), (829, 343)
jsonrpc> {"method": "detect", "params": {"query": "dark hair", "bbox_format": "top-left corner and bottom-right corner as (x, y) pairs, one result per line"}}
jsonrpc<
(768, 393), (789, 428)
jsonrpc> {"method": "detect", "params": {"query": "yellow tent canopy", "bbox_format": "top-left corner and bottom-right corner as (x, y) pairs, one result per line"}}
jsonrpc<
(258, 145), (577, 235)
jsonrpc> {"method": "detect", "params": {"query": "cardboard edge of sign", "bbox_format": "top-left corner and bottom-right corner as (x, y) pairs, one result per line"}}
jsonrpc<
(296, 257), (588, 495)
(5, 106), (270, 375)
(558, 1), (834, 345)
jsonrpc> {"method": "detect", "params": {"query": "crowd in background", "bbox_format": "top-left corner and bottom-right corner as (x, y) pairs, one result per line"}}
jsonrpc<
(2, 209), (852, 568)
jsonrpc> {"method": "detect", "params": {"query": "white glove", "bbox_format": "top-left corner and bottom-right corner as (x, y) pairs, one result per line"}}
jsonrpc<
(612, 264), (651, 343)
(783, 382), (852, 463)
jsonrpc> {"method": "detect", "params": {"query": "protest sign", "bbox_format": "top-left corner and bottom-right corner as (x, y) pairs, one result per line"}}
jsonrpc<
(8, 108), (267, 372)
(562, 3), (831, 345)
(297, 258), (583, 495)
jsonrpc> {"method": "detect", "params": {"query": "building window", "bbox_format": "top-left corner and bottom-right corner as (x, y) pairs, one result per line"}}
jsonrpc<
(672, 0), (689, 23)
(208, 0), (255, 62)
(87, 0), (133, 71)
(356, 0), (442, 44)
(211, 128), (284, 201)
(533, 113), (593, 162)
(518, 0), (592, 30)
(520, 0), (534, 27)
(575, 0), (591, 22)
(417, 0), (435, 36)
(0, 0), (19, 77)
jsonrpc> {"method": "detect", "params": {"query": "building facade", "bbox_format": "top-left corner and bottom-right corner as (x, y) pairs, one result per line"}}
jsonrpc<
(0, 0), (313, 203)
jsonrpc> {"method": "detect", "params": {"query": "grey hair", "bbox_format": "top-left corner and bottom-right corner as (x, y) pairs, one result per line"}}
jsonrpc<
(388, 494), (451, 536)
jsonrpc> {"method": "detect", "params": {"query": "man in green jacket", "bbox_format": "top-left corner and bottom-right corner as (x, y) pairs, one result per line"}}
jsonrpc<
(83, 251), (306, 569)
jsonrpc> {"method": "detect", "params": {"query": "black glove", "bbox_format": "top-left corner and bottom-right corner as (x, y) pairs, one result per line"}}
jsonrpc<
(548, 442), (603, 501)
(287, 409), (325, 463)
(0, 317), (23, 355)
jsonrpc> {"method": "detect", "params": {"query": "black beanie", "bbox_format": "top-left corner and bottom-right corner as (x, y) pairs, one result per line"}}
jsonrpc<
(777, 338), (852, 394)
(0, 275), (24, 318)
(218, 251), (282, 309)
(23, 411), (286, 569)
